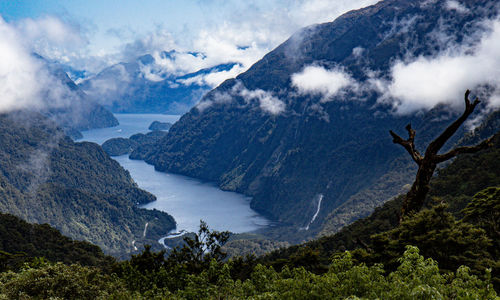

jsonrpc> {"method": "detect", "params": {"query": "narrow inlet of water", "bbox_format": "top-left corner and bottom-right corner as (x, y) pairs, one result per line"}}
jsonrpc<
(80, 114), (270, 234)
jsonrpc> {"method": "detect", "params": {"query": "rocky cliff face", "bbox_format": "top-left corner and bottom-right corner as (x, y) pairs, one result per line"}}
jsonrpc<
(133, 0), (500, 238)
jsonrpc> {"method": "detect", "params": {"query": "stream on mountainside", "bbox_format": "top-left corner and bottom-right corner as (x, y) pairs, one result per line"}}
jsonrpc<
(79, 114), (270, 245)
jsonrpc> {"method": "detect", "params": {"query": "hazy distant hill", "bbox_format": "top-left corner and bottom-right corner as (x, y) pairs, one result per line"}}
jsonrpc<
(34, 55), (118, 137)
(133, 0), (500, 240)
(80, 51), (239, 114)
(0, 112), (175, 256)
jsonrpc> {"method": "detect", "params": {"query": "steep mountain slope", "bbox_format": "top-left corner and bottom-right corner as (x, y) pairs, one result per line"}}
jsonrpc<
(134, 0), (500, 237)
(34, 55), (118, 137)
(261, 128), (500, 274)
(80, 52), (239, 114)
(0, 112), (175, 256)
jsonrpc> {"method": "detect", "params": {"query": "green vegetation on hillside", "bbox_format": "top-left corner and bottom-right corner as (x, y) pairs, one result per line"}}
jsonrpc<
(103, 130), (168, 156)
(0, 136), (498, 297)
(0, 112), (175, 256)
(0, 213), (114, 271)
(0, 229), (496, 299)
(258, 131), (500, 288)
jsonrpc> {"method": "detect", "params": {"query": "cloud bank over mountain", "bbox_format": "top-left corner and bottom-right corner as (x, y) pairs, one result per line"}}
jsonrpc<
(6, 0), (500, 118)
(292, 66), (356, 102)
(376, 17), (500, 115)
(108, 0), (380, 91)
(287, 9), (500, 118)
(0, 16), (82, 112)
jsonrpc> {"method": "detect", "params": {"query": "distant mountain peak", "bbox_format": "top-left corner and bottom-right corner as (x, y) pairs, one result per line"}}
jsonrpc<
(79, 51), (244, 114)
(133, 0), (500, 242)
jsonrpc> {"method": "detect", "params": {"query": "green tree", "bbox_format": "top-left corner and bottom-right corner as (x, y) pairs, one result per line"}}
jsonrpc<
(369, 204), (494, 275)
(115, 221), (230, 293)
(462, 187), (500, 288)
(0, 261), (128, 299)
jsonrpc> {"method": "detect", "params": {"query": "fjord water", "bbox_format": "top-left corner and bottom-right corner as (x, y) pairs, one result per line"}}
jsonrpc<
(80, 114), (269, 233)
(79, 114), (180, 145)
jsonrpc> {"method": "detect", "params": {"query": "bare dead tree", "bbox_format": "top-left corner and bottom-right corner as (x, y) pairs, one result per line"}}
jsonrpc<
(390, 90), (493, 220)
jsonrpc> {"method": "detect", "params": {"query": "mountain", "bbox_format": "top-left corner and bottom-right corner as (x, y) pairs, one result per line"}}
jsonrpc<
(79, 51), (240, 114)
(260, 129), (500, 283)
(132, 0), (500, 239)
(33, 55), (118, 137)
(0, 112), (175, 256)
(1, 129), (497, 298)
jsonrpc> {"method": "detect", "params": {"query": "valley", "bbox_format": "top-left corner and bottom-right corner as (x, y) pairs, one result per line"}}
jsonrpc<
(0, 0), (499, 298)
(80, 114), (271, 242)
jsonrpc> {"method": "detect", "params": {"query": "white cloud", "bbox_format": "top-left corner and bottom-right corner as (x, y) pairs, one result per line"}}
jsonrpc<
(0, 16), (82, 113)
(352, 46), (364, 57)
(239, 87), (286, 115)
(11, 15), (97, 73)
(378, 18), (500, 114)
(0, 18), (46, 112)
(196, 91), (233, 112)
(445, 0), (469, 14)
(121, 29), (176, 61)
(291, 65), (356, 101)
(16, 16), (86, 48)
(131, 24), (275, 85)
(196, 81), (286, 115)
(83, 64), (131, 103)
(109, 0), (378, 88)
(178, 64), (246, 88)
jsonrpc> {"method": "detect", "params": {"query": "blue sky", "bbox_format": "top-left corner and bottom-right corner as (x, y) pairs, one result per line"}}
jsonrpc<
(1, 0), (226, 54)
(0, 0), (378, 75)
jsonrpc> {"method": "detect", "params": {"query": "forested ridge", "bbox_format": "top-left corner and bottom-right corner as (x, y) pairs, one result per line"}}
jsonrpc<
(0, 126), (498, 298)
(0, 112), (175, 257)
(0, 213), (114, 271)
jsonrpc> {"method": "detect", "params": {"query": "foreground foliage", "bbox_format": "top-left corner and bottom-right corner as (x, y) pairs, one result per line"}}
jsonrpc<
(0, 246), (496, 299)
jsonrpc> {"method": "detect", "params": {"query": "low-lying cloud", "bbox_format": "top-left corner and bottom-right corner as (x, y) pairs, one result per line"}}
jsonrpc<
(110, 0), (379, 90)
(0, 16), (82, 113)
(291, 65), (356, 101)
(445, 0), (469, 14)
(177, 64), (245, 88)
(240, 87), (286, 115)
(196, 81), (285, 115)
(377, 18), (500, 114)
(16, 16), (87, 51)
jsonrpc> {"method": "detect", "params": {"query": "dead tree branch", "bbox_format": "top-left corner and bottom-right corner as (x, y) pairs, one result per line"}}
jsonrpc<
(390, 90), (493, 220)
(389, 124), (423, 165)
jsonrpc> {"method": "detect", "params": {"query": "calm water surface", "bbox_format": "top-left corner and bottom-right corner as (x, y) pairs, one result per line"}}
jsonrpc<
(80, 114), (270, 233)
(80, 114), (180, 145)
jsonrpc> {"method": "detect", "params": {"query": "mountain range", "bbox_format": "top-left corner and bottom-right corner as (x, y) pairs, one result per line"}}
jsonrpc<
(79, 51), (240, 114)
(34, 55), (118, 138)
(132, 0), (500, 241)
(0, 0), (499, 296)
